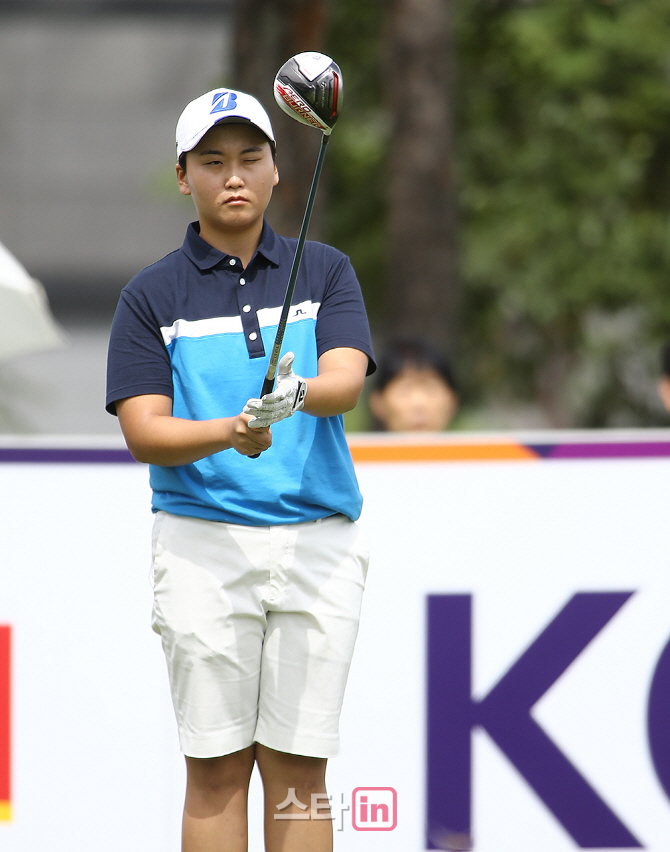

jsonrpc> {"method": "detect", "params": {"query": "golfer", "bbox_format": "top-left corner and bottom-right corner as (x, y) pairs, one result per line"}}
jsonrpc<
(106, 88), (375, 852)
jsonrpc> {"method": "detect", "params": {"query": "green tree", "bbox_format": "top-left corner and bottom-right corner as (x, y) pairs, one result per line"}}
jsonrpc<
(327, 1), (459, 349)
(455, 0), (670, 426)
(237, 0), (670, 428)
(325, 2), (388, 319)
(384, 0), (459, 348)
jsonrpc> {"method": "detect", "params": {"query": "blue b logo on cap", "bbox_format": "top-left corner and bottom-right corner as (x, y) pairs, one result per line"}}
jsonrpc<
(210, 91), (238, 115)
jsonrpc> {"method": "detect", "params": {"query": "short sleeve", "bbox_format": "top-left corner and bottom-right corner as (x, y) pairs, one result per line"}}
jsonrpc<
(105, 288), (174, 415)
(315, 250), (376, 376)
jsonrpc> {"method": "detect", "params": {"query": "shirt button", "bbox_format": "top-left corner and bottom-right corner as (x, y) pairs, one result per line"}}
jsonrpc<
(229, 258), (236, 266)
(249, 332), (258, 341)
(239, 277), (246, 285)
(242, 305), (251, 313)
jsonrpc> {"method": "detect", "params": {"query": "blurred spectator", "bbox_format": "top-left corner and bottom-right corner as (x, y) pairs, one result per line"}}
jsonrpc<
(659, 340), (670, 415)
(368, 339), (459, 431)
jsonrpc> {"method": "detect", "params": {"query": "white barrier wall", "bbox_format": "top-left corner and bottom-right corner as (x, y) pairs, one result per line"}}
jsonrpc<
(1, 432), (670, 852)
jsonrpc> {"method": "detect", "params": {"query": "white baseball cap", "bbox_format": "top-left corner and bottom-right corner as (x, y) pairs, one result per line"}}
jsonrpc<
(176, 89), (276, 159)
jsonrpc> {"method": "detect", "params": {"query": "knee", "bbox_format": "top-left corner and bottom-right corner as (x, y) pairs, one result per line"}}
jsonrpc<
(256, 745), (327, 793)
(289, 759), (327, 795)
(186, 748), (255, 798)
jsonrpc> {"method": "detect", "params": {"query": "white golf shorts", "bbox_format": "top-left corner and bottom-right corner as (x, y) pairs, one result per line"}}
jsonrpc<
(150, 510), (369, 759)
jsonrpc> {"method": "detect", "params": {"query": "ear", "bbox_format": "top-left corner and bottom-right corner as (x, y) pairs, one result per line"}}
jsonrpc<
(176, 162), (191, 196)
(273, 163), (279, 187)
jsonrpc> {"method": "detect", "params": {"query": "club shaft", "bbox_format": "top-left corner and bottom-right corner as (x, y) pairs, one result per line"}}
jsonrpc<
(248, 133), (330, 459)
(261, 133), (330, 391)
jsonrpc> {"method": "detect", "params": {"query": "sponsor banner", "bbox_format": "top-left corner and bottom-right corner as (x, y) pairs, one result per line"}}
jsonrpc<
(0, 460), (184, 850)
(1, 431), (669, 851)
(347, 429), (670, 462)
(330, 431), (670, 851)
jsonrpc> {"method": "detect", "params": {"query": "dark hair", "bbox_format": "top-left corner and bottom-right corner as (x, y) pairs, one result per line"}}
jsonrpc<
(373, 338), (458, 393)
(662, 340), (670, 378)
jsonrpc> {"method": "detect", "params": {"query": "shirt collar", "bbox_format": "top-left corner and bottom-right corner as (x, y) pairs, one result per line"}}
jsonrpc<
(181, 219), (281, 271)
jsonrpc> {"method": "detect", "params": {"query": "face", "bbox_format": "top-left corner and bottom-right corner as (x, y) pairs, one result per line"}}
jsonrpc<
(176, 122), (278, 239)
(370, 367), (458, 432)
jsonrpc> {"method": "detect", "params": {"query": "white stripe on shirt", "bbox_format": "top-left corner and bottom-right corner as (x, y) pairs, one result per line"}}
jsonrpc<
(161, 300), (320, 346)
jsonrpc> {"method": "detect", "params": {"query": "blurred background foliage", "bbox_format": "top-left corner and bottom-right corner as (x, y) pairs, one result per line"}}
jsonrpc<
(324, 0), (670, 428)
(325, 1), (388, 319)
(2, 0), (670, 432)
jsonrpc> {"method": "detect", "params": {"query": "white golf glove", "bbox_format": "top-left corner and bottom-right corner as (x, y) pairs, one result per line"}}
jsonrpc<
(244, 352), (307, 429)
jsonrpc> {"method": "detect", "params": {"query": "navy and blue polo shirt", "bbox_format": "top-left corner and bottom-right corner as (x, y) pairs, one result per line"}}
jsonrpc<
(106, 220), (375, 526)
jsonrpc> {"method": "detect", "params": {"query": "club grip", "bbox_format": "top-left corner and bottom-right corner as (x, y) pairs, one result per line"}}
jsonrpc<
(260, 375), (275, 397)
(248, 375), (277, 459)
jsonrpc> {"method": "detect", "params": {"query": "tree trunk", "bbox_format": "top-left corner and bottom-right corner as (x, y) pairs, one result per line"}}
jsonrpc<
(384, 0), (460, 351)
(232, 0), (328, 238)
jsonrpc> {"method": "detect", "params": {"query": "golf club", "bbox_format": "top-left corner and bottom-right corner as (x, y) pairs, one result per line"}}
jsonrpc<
(249, 51), (342, 458)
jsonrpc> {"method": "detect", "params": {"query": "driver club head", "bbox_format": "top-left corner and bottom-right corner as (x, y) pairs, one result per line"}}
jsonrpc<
(273, 52), (342, 135)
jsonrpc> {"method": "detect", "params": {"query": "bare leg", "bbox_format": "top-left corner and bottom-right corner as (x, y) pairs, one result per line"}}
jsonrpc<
(182, 746), (256, 852)
(256, 744), (333, 852)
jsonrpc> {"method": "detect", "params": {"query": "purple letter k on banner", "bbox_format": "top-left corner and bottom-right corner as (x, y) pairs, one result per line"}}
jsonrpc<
(426, 593), (641, 849)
